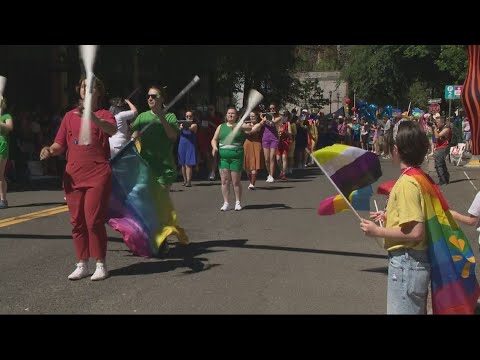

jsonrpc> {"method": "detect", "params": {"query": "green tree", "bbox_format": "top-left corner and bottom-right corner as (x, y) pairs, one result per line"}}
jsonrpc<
(340, 45), (468, 109)
(436, 45), (468, 83)
(295, 79), (330, 110)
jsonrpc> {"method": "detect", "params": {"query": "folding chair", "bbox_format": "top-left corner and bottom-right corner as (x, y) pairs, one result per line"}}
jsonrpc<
(449, 143), (466, 166)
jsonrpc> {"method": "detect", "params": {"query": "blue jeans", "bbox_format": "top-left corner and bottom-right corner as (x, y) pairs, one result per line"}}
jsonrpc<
(387, 249), (431, 314)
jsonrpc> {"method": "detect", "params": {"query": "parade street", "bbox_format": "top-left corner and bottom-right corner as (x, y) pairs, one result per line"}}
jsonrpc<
(1, 160), (479, 314)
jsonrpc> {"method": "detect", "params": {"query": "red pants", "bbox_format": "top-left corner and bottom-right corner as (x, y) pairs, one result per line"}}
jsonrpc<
(64, 160), (112, 261)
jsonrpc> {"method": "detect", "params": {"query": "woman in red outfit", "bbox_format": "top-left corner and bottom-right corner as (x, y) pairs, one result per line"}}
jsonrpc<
(40, 77), (117, 281)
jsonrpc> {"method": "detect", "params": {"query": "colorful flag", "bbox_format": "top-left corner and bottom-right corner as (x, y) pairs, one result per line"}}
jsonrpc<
(318, 185), (373, 216)
(107, 142), (188, 257)
(312, 144), (382, 198)
(378, 169), (480, 314)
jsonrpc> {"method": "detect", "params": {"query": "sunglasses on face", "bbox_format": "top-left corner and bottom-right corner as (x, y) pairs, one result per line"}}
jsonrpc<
(147, 94), (159, 99)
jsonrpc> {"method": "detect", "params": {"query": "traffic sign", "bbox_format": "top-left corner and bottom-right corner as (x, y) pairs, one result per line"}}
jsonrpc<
(445, 85), (462, 100)
(428, 98), (442, 104)
(428, 103), (440, 114)
(454, 85), (463, 97)
(445, 85), (455, 100)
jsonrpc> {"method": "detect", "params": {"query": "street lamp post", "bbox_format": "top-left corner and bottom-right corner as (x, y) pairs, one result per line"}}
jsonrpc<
(329, 90), (332, 113)
(336, 93), (340, 110)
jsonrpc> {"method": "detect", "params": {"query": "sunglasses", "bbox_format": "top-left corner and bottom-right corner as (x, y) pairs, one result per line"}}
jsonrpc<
(147, 94), (159, 99)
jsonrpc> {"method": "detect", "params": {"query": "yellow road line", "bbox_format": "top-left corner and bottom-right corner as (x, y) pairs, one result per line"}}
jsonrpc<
(0, 205), (69, 228)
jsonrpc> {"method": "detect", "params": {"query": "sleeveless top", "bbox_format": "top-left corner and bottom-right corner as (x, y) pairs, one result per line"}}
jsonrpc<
(219, 123), (246, 150)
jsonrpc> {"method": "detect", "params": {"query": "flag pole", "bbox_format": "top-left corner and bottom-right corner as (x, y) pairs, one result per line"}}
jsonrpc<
(373, 200), (385, 248)
(309, 153), (363, 221)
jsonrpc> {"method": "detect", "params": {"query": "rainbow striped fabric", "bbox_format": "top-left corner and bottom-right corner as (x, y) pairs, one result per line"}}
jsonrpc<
(312, 144), (382, 198)
(107, 142), (188, 257)
(379, 168), (480, 314)
(318, 185), (373, 215)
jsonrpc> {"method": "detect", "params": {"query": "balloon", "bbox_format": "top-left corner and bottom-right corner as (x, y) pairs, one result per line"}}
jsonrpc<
(351, 106), (357, 113)
(345, 98), (351, 105)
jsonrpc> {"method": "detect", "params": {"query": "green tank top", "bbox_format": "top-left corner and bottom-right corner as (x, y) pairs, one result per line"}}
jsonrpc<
(219, 123), (245, 149)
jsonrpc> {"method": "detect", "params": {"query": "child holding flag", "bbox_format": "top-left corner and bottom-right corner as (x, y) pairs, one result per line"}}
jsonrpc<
(360, 120), (430, 314)
(360, 120), (480, 314)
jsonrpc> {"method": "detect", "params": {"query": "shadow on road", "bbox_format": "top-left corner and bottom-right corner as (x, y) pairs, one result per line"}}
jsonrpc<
(449, 178), (477, 184)
(108, 257), (221, 277)
(252, 186), (294, 191)
(361, 266), (388, 275)
(243, 203), (291, 210)
(191, 182), (220, 187)
(169, 239), (387, 261)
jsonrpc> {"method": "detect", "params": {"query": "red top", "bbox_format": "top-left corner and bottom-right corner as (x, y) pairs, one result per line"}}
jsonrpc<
(435, 127), (452, 150)
(54, 108), (116, 162)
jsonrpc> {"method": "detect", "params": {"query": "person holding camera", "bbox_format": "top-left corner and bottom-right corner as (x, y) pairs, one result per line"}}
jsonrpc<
(261, 103), (283, 183)
(432, 115), (451, 185)
(178, 110), (198, 187)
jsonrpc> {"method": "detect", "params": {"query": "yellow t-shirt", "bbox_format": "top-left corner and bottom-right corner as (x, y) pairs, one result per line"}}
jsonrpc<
(384, 174), (427, 251)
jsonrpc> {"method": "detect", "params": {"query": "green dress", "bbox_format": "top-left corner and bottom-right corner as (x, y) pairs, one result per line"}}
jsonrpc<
(0, 114), (12, 159)
(218, 123), (246, 172)
(131, 111), (179, 186)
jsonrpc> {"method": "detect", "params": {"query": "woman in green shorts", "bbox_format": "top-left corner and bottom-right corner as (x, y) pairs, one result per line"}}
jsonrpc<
(0, 97), (13, 209)
(211, 107), (263, 211)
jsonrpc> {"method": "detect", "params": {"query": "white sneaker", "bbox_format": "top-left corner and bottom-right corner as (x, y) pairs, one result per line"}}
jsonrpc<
(220, 202), (230, 211)
(209, 172), (215, 181)
(68, 262), (89, 280)
(266, 175), (274, 183)
(234, 201), (242, 211)
(248, 183), (255, 190)
(90, 263), (108, 281)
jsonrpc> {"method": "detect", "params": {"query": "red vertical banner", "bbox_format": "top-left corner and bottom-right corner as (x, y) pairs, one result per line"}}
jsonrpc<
(461, 45), (480, 155)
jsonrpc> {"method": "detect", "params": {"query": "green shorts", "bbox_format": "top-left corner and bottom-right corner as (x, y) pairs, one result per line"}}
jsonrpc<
(219, 148), (244, 172)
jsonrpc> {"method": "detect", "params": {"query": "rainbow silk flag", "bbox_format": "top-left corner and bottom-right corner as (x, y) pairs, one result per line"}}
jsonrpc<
(378, 168), (480, 314)
(318, 185), (373, 215)
(107, 142), (188, 257)
(312, 144), (382, 198)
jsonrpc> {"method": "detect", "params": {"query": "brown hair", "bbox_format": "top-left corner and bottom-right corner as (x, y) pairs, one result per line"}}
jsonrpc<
(148, 85), (167, 100)
(76, 76), (106, 98)
(385, 121), (429, 167)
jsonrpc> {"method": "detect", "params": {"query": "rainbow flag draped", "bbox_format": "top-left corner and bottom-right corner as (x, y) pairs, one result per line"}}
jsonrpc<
(107, 142), (188, 257)
(318, 185), (373, 215)
(378, 168), (480, 314)
(312, 144), (382, 198)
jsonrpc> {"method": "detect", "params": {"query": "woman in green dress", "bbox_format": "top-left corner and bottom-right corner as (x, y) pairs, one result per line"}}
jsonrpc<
(0, 97), (13, 209)
(211, 106), (263, 211)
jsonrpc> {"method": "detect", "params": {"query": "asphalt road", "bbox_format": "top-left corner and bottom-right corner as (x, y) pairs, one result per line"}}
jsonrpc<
(1, 158), (479, 314)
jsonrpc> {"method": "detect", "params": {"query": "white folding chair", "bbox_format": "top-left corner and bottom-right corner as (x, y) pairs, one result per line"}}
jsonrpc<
(449, 143), (466, 166)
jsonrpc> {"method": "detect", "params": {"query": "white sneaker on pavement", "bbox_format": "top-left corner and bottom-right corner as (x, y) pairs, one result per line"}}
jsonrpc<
(266, 175), (274, 183)
(220, 202), (230, 211)
(248, 183), (255, 190)
(68, 262), (89, 280)
(91, 263), (108, 281)
(234, 201), (242, 211)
